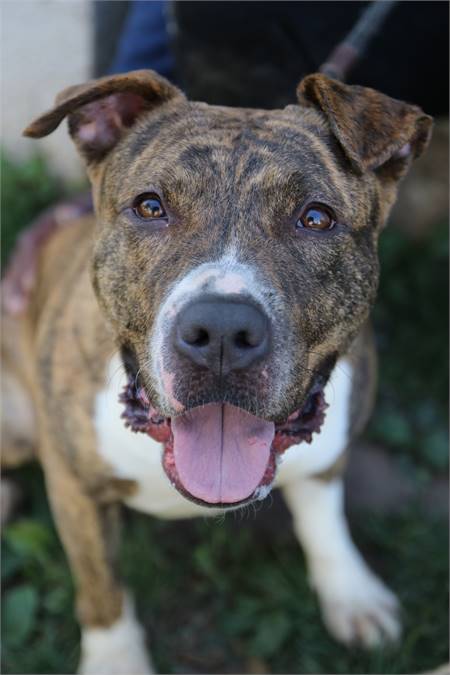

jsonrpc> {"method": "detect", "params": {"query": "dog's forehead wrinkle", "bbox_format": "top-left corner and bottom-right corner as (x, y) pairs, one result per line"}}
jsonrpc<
(115, 103), (325, 174)
(103, 105), (361, 229)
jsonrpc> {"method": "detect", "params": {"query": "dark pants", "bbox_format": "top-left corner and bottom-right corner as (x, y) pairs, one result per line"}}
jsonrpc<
(102, 0), (449, 115)
(173, 1), (449, 114)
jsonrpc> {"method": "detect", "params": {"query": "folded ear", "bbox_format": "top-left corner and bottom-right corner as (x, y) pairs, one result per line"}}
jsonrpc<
(297, 74), (432, 176)
(23, 70), (184, 163)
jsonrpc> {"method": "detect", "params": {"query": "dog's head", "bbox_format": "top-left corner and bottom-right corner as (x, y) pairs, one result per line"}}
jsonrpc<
(25, 70), (432, 507)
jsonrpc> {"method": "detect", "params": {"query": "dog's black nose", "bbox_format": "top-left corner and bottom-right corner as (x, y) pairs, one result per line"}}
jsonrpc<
(174, 299), (270, 376)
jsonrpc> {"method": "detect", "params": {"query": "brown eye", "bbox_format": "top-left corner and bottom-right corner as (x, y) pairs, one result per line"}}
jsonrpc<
(133, 193), (167, 220)
(297, 204), (336, 231)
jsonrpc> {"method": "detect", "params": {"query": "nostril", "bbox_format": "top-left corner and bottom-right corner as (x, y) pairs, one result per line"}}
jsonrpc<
(192, 328), (209, 347)
(182, 326), (210, 347)
(234, 330), (257, 349)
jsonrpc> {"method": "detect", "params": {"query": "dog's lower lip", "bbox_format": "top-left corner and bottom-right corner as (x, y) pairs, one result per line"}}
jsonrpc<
(119, 379), (327, 507)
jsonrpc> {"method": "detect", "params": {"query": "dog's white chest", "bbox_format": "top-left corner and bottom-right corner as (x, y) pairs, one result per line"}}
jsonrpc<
(95, 355), (352, 519)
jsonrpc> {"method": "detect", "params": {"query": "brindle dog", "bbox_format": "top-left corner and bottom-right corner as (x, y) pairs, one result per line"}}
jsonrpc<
(2, 70), (431, 673)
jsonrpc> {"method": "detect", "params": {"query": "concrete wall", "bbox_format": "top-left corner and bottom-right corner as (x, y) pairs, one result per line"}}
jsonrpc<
(1, 0), (91, 181)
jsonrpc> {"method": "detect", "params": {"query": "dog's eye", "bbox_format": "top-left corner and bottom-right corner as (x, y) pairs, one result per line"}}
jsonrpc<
(297, 204), (336, 231)
(133, 193), (167, 220)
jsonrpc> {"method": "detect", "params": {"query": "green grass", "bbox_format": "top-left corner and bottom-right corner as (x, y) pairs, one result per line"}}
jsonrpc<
(2, 464), (449, 674)
(369, 220), (449, 475)
(1, 153), (64, 268)
(1, 152), (449, 673)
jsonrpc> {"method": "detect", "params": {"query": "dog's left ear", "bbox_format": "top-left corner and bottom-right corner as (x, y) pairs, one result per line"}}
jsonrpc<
(23, 70), (184, 163)
(297, 74), (432, 176)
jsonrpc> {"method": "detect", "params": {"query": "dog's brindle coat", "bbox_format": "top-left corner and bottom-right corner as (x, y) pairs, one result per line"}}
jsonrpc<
(3, 70), (431, 672)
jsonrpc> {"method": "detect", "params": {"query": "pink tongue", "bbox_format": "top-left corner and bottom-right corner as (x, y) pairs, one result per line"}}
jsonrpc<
(172, 403), (275, 504)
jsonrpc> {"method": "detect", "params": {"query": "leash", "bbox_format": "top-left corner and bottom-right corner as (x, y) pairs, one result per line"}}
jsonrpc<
(319, 0), (398, 82)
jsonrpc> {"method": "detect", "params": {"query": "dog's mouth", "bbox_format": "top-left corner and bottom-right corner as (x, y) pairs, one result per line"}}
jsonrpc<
(120, 375), (327, 508)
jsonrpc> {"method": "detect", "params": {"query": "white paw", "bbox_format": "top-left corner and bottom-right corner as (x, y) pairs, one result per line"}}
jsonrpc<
(312, 556), (401, 648)
(79, 594), (154, 674)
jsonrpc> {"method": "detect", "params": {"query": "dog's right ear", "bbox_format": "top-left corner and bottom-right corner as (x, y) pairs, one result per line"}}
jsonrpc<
(297, 74), (432, 177)
(23, 70), (184, 163)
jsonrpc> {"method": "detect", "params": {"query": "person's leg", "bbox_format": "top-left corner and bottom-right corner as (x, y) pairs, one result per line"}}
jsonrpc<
(92, 1), (130, 77)
(108, 0), (174, 79)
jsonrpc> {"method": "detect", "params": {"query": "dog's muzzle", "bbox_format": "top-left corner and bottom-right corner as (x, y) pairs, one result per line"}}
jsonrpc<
(121, 292), (328, 508)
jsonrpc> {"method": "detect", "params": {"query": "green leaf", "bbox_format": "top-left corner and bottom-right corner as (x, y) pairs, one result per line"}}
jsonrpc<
(42, 586), (70, 615)
(374, 410), (412, 447)
(4, 519), (53, 561)
(250, 611), (292, 657)
(422, 429), (449, 470)
(1, 548), (23, 582)
(2, 584), (39, 647)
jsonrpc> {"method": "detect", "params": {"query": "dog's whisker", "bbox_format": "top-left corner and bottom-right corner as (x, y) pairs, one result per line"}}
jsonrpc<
(107, 362), (126, 388)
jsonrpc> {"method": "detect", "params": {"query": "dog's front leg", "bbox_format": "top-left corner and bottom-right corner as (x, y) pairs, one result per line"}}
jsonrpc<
(41, 448), (153, 675)
(282, 474), (401, 648)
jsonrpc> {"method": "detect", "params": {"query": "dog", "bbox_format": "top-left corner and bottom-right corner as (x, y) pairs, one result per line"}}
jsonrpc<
(2, 69), (432, 673)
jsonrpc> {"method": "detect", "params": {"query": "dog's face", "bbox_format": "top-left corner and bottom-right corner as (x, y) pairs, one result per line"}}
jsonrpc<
(26, 70), (431, 507)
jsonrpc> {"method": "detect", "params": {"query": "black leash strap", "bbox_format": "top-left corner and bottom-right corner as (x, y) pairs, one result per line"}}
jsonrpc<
(319, 0), (398, 81)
